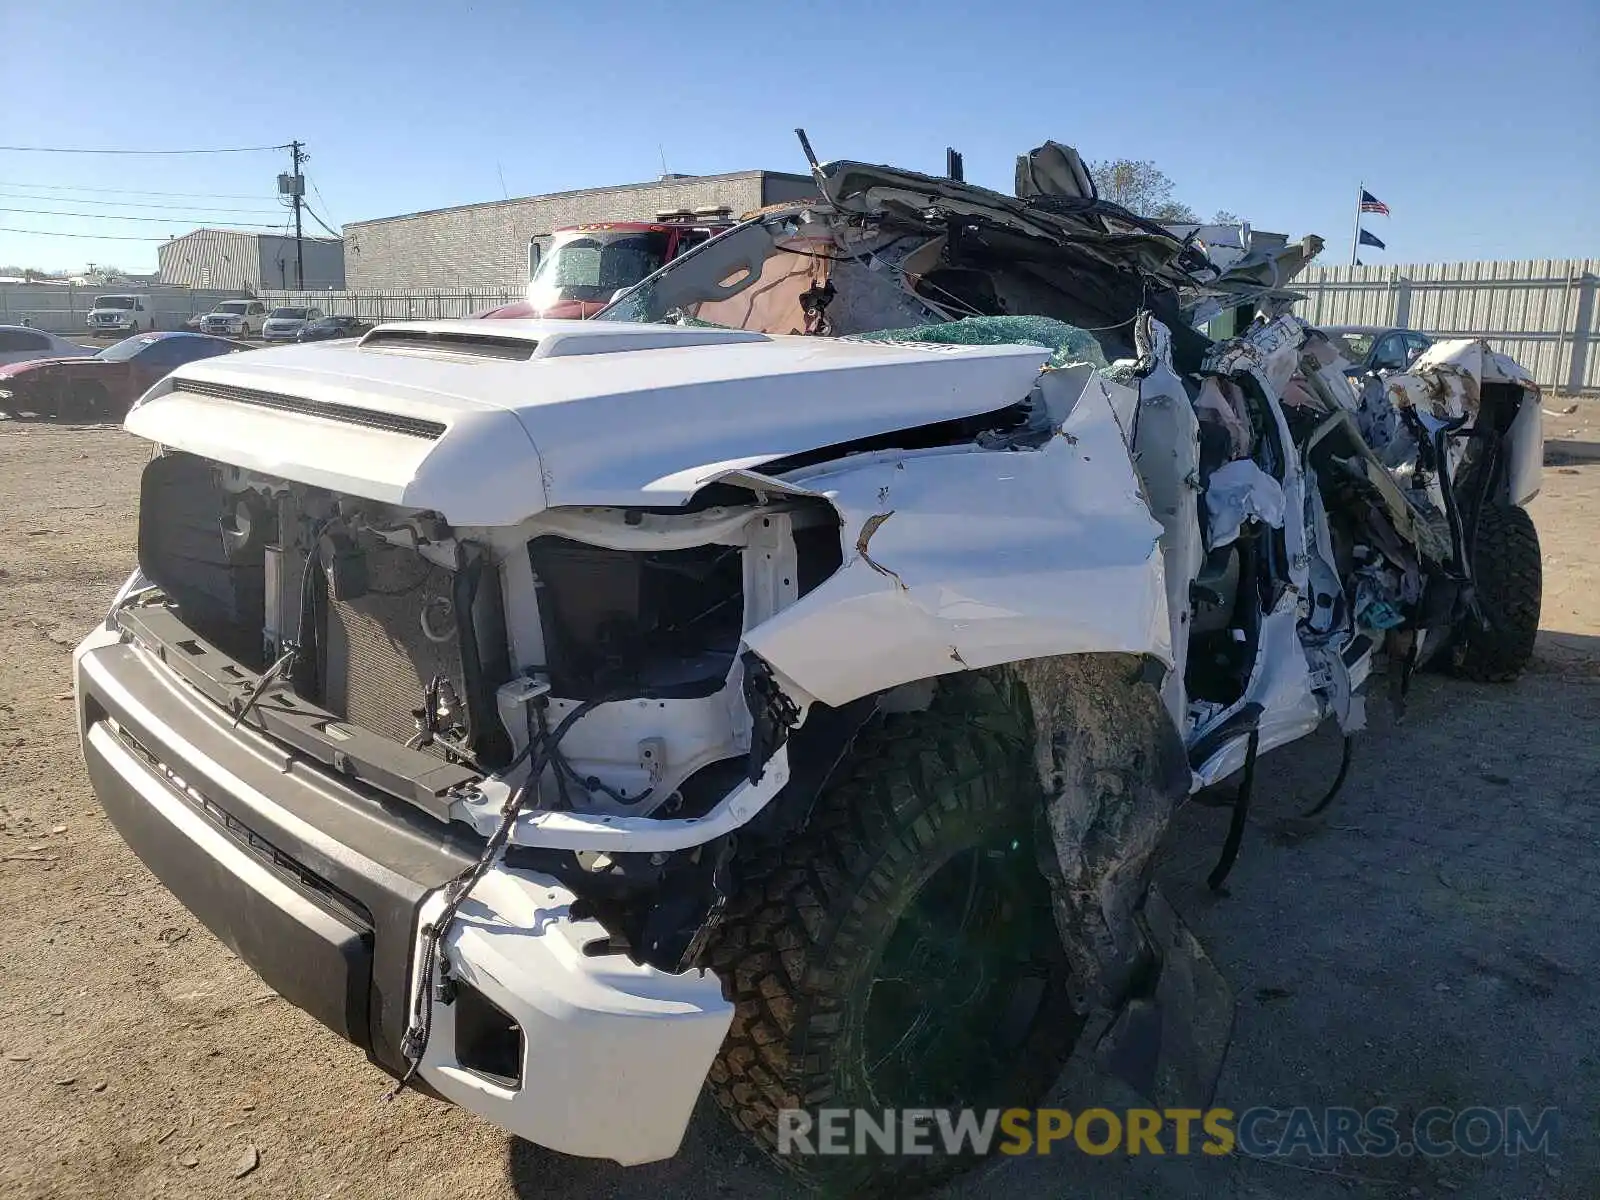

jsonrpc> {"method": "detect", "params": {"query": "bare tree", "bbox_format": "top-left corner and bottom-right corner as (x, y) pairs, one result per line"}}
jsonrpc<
(1211, 210), (1241, 224)
(1086, 159), (1198, 222)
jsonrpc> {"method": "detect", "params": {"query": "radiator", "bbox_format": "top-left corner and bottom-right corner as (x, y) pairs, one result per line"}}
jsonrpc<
(321, 538), (468, 751)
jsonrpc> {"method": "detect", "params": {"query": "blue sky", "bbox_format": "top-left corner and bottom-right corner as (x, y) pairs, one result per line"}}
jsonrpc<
(4, 0), (1596, 274)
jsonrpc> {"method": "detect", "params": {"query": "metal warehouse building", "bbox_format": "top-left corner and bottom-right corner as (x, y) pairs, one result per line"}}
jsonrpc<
(158, 229), (346, 292)
(343, 170), (817, 291)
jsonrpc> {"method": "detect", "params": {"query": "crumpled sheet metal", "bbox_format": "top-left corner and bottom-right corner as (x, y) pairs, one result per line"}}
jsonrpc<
(1205, 459), (1286, 548)
(743, 372), (1169, 708)
(1205, 314), (1312, 395)
(1378, 336), (1539, 424)
(1195, 376), (1252, 458)
(1384, 360), (1479, 424)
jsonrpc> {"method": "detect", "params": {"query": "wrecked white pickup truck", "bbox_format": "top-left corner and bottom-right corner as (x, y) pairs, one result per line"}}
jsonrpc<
(74, 144), (1541, 1193)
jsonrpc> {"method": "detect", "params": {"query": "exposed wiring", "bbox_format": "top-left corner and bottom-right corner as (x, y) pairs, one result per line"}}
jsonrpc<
(388, 695), (615, 1096)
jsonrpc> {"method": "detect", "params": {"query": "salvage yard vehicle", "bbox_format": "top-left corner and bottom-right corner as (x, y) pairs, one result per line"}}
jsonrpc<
(0, 324), (94, 367)
(296, 314), (373, 342)
(261, 305), (327, 341)
(85, 293), (155, 335)
(0, 331), (243, 420)
(199, 299), (267, 338)
(1324, 324), (1433, 374)
(74, 141), (1543, 1193)
(481, 214), (738, 320)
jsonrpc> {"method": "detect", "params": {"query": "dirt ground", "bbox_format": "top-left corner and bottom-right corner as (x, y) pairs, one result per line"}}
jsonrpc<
(0, 402), (1595, 1200)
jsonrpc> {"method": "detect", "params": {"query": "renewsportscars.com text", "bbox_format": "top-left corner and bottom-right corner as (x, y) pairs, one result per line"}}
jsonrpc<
(777, 1106), (1559, 1159)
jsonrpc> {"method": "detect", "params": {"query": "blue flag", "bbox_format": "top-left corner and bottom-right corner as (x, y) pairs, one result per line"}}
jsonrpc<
(1358, 228), (1386, 250)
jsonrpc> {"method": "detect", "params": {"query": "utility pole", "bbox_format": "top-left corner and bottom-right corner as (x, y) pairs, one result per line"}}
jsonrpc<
(290, 141), (306, 289)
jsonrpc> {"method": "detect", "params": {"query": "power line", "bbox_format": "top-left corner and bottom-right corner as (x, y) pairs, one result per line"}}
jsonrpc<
(310, 178), (339, 229)
(0, 191), (282, 214)
(303, 200), (341, 238)
(0, 225), (177, 241)
(0, 206), (280, 228)
(0, 180), (271, 200)
(0, 142), (289, 155)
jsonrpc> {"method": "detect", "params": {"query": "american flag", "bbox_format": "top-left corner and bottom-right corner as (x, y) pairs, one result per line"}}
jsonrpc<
(1360, 189), (1390, 216)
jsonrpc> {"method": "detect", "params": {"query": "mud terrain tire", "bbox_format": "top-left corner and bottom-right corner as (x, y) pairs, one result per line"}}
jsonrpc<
(1452, 503), (1541, 681)
(705, 674), (1082, 1191)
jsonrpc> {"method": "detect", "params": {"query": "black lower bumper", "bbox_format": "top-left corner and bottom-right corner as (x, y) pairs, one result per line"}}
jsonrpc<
(77, 634), (480, 1073)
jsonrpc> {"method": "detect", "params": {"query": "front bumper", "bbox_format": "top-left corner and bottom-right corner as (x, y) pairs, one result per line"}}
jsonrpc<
(261, 326), (301, 340)
(74, 626), (732, 1163)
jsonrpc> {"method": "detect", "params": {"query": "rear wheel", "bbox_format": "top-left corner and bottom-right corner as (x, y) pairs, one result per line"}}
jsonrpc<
(705, 674), (1081, 1192)
(1452, 503), (1541, 681)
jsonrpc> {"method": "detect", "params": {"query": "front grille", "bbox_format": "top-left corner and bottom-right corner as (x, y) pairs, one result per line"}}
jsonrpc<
(320, 539), (468, 751)
(171, 379), (446, 440)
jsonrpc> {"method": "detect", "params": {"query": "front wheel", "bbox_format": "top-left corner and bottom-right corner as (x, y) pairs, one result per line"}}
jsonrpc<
(1452, 503), (1542, 681)
(68, 381), (111, 422)
(705, 675), (1082, 1192)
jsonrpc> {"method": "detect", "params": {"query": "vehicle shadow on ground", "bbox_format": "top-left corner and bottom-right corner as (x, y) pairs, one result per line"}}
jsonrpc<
(506, 1096), (799, 1198)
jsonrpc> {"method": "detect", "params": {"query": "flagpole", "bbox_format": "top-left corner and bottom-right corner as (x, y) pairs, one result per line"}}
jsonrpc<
(1351, 180), (1363, 267)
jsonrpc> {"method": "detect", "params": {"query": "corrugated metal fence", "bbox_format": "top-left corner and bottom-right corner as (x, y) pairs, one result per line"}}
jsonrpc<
(259, 288), (522, 322)
(0, 283), (249, 336)
(1292, 258), (1599, 394)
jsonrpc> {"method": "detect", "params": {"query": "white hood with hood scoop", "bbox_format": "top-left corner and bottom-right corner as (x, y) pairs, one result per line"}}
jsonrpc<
(123, 319), (1052, 525)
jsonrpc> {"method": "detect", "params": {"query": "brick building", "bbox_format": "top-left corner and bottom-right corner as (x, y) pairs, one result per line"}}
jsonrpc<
(343, 170), (816, 291)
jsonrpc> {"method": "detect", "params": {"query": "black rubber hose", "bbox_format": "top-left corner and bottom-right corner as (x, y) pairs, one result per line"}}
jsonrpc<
(1301, 735), (1355, 818)
(1207, 728), (1260, 893)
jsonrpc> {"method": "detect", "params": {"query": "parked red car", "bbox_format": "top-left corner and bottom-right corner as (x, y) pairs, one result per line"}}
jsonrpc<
(0, 332), (245, 420)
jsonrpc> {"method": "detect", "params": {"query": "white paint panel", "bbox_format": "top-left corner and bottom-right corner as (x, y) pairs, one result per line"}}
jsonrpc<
(744, 381), (1170, 707)
(126, 326), (1053, 523)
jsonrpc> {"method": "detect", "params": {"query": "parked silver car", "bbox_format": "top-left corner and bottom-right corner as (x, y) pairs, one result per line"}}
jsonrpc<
(261, 305), (326, 342)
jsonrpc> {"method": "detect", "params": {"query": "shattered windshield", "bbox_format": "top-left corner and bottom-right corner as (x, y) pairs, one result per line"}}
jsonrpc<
(531, 230), (670, 307)
(1333, 331), (1375, 362)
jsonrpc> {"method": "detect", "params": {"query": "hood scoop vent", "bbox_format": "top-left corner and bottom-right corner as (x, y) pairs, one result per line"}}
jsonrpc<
(170, 379), (446, 440)
(359, 328), (538, 361)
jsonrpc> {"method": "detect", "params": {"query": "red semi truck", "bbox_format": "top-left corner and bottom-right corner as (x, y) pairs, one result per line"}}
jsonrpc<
(482, 211), (735, 320)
